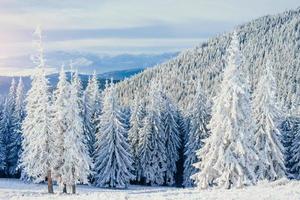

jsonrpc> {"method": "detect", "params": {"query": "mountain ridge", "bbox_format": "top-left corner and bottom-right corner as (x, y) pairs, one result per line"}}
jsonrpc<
(0, 68), (142, 96)
(115, 7), (300, 114)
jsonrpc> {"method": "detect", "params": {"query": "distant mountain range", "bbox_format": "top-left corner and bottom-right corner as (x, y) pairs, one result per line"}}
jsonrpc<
(0, 51), (178, 96)
(0, 68), (144, 96)
(0, 51), (178, 75)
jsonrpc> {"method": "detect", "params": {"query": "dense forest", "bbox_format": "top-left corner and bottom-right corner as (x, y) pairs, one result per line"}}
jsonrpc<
(0, 7), (299, 195)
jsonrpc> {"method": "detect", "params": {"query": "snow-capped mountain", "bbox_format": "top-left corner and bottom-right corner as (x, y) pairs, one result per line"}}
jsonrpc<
(116, 7), (300, 114)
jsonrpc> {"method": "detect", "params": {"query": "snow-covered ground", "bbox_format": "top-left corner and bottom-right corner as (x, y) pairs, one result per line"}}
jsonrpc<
(0, 178), (300, 200)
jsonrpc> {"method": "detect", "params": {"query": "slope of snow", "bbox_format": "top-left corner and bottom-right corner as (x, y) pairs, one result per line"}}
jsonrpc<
(0, 178), (299, 200)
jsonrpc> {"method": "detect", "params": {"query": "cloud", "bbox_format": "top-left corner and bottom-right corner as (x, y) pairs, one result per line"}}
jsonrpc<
(0, 0), (299, 75)
(1, 0), (299, 30)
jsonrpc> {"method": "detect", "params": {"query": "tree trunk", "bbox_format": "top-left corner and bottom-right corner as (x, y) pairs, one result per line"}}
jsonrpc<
(47, 170), (54, 194)
(71, 184), (76, 194)
(71, 167), (76, 194)
(63, 184), (67, 193)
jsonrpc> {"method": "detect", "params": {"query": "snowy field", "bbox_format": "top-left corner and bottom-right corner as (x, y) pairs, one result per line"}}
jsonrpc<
(0, 178), (300, 200)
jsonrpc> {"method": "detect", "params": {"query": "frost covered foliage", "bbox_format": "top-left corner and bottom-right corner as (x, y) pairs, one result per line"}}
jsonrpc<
(9, 78), (25, 176)
(20, 27), (54, 182)
(252, 62), (286, 181)
(138, 82), (167, 185)
(0, 79), (17, 175)
(192, 32), (258, 189)
(93, 81), (134, 188)
(54, 70), (91, 187)
(281, 117), (300, 178)
(128, 96), (146, 181)
(163, 94), (180, 186)
(52, 67), (72, 182)
(115, 8), (300, 117)
(83, 72), (101, 158)
(183, 83), (210, 187)
(288, 118), (300, 179)
(1, 7), (300, 192)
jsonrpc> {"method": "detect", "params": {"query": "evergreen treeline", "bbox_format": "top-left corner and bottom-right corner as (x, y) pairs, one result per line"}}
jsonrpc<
(0, 9), (299, 194)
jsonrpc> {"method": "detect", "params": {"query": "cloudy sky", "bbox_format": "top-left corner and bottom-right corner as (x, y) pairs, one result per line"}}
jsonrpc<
(0, 0), (299, 75)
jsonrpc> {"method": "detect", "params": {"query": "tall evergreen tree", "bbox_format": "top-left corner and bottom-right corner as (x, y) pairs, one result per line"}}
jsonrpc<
(175, 112), (190, 186)
(128, 96), (146, 182)
(20, 26), (54, 193)
(138, 81), (167, 185)
(281, 116), (299, 178)
(192, 31), (258, 189)
(290, 119), (300, 179)
(51, 67), (71, 192)
(253, 61), (286, 181)
(163, 95), (180, 186)
(8, 77), (25, 176)
(58, 71), (92, 194)
(183, 83), (210, 187)
(0, 79), (16, 175)
(83, 72), (101, 158)
(93, 81), (134, 188)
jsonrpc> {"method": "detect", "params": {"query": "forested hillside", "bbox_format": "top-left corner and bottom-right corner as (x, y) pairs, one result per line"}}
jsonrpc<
(116, 7), (300, 115)
(1, 5), (300, 196)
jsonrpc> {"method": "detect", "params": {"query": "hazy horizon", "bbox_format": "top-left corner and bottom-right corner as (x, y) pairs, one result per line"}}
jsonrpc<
(0, 0), (299, 75)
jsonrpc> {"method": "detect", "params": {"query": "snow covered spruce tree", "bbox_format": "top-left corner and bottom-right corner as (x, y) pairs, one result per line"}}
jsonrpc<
(83, 72), (101, 158)
(175, 111), (190, 186)
(0, 79), (16, 176)
(58, 71), (91, 194)
(128, 96), (146, 182)
(290, 118), (300, 179)
(93, 81), (134, 188)
(138, 81), (167, 185)
(192, 31), (258, 189)
(183, 82), (210, 187)
(9, 77), (25, 176)
(51, 67), (71, 193)
(20, 27), (55, 193)
(163, 95), (181, 186)
(252, 61), (286, 181)
(281, 116), (299, 178)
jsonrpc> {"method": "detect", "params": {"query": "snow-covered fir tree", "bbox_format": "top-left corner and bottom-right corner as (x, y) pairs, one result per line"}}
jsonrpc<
(128, 96), (146, 182)
(290, 118), (300, 179)
(20, 26), (54, 193)
(93, 81), (134, 188)
(58, 71), (92, 193)
(192, 31), (258, 189)
(8, 77), (25, 176)
(51, 67), (72, 192)
(252, 61), (286, 181)
(285, 67), (300, 179)
(281, 116), (299, 178)
(163, 95), (180, 186)
(175, 112), (190, 186)
(0, 79), (16, 175)
(83, 72), (101, 158)
(183, 82), (210, 187)
(138, 81), (167, 185)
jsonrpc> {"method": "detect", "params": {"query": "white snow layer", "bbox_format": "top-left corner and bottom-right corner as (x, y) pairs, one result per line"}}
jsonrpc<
(0, 178), (299, 200)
